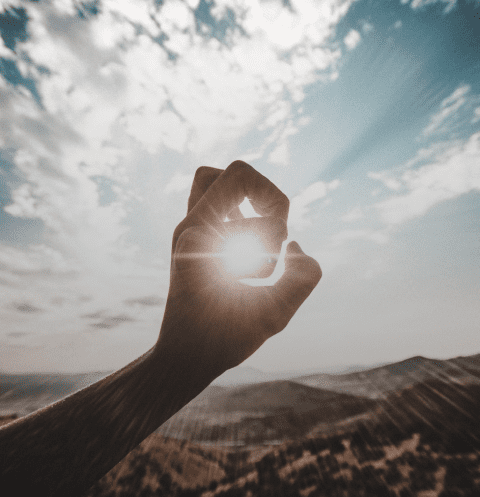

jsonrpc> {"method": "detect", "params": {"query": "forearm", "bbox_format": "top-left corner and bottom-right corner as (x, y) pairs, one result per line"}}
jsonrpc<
(0, 345), (214, 497)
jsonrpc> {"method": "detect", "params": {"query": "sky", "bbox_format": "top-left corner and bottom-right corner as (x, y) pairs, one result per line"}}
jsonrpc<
(0, 0), (479, 374)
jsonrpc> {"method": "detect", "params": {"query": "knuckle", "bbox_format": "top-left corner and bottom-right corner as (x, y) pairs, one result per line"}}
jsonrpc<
(193, 167), (221, 190)
(172, 223), (185, 247)
(176, 225), (215, 256)
(227, 160), (252, 177)
(173, 221), (185, 238)
(175, 229), (192, 254)
(194, 166), (211, 180)
(176, 226), (202, 249)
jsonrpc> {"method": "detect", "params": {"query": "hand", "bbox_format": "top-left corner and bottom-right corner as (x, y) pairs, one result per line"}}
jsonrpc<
(155, 161), (322, 382)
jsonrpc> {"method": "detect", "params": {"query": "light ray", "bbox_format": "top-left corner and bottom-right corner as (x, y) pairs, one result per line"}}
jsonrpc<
(218, 232), (269, 278)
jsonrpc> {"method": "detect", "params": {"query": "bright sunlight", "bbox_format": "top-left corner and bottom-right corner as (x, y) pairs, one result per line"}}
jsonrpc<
(219, 232), (269, 277)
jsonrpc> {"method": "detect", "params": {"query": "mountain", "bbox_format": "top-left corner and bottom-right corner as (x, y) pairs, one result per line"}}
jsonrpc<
(156, 352), (480, 443)
(212, 366), (273, 386)
(0, 371), (111, 416)
(291, 354), (480, 399)
(211, 363), (388, 387)
(157, 380), (377, 443)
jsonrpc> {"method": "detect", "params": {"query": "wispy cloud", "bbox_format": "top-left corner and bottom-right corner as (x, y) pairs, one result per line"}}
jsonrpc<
(89, 314), (136, 330)
(289, 179), (340, 231)
(472, 107), (480, 124)
(343, 29), (361, 50)
(7, 332), (30, 338)
(330, 229), (389, 247)
(408, 0), (457, 15)
(422, 85), (470, 138)
(374, 131), (480, 225)
(164, 174), (195, 194)
(11, 302), (44, 313)
(368, 172), (403, 191)
(341, 206), (364, 222)
(123, 296), (166, 307)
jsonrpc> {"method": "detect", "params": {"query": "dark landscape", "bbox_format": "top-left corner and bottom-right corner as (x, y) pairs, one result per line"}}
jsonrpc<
(2, 353), (480, 496)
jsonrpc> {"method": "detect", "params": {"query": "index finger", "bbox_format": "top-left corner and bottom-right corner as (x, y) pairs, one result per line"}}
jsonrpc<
(187, 166), (223, 214)
(188, 160), (289, 229)
(187, 166), (245, 220)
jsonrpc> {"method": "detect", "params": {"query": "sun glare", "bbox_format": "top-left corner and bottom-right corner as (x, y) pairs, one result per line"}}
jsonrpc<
(219, 232), (268, 277)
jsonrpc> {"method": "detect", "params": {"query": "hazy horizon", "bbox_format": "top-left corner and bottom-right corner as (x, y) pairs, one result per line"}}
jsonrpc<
(0, 350), (475, 377)
(1, 0), (479, 374)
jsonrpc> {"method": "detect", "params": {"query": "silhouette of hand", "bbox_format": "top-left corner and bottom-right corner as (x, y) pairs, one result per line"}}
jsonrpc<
(156, 161), (321, 382)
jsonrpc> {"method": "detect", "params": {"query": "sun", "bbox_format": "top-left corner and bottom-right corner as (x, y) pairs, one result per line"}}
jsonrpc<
(219, 231), (268, 278)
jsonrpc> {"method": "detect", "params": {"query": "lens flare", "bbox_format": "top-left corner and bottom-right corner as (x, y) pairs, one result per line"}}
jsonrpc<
(219, 232), (267, 277)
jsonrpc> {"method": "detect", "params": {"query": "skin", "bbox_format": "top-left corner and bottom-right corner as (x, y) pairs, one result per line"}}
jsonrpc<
(0, 160), (321, 496)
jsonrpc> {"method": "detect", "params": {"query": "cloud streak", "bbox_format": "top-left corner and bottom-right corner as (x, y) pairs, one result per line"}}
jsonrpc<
(373, 131), (480, 226)
(289, 179), (340, 230)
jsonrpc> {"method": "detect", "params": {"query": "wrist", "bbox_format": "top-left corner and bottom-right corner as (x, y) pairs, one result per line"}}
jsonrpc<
(148, 340), (220, 416)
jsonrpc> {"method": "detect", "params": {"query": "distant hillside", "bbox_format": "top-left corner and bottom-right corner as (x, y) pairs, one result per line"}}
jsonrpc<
(0, 371), (111, 416)
(211, 362), (387, 386)
(206, 380), (346, 414)
(158, 380), (377, 443)
(157, 353), (480, 444)
(291, 354), (480, 399)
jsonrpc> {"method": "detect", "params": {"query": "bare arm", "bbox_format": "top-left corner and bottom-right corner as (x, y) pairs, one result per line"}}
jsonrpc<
(0, 161), (321, 496)
(0, 346), (214, 496)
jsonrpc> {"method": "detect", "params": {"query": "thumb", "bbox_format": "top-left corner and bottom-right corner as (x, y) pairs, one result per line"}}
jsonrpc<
(285, 241), (322, 279)
(269, 241), (322, 332)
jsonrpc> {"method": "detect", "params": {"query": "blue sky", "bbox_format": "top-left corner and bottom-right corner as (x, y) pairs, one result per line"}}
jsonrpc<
(0, 0), (479, 373)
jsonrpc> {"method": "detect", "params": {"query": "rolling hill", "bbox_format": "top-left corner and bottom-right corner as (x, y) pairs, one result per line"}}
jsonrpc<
(291, 354), (480, 399)
(0, 371), (111, 416)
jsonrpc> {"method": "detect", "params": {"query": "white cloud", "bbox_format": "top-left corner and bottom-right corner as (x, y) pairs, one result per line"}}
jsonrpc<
(422, 84), (469, 137)
(401, 141), (461, 170)
(289, 179), (340, 230)
(185, 0), (200, 8)
(158, 0), (194, 31)
(341, 206), (364, 222)
(259, 101), (292, 130)
(368, 171), (403, 191)
(409, 0), (457, 14)
(343, 29), (361, 50)
(361, 21), (374, 33)
(393, 20), (402, 29)
(267, 142), (290, 167)
(374, 131), (480, 225)
(472, 107), (480, 124)
(164, 173), (195, 194)
(330, 229), (389, 246)
(0, 243), (78, 280)
(0, 34), (13, 57)
(12, 0), (352, 171)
